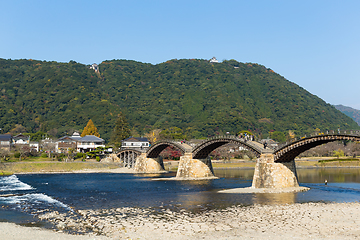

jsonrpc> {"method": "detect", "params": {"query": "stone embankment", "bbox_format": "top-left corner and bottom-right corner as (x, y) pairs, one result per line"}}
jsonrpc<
(37, 202), (360, 239)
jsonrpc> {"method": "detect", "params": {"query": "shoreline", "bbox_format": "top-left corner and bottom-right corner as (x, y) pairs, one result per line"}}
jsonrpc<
(2, 158), (360, 175)
(15, 168), (136, 175)
(2, 202), (360, 239)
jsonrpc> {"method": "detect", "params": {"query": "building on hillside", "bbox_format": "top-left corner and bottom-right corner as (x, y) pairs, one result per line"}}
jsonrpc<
(89, 63), (99, 72)
(12, 134), (30, 145)
(209, 57), (219, 63)
(122, 137), (150, 149)
(0, 134), (12, 151)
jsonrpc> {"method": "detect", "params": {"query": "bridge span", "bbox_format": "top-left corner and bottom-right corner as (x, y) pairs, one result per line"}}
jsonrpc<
(122, 133), (360, 188)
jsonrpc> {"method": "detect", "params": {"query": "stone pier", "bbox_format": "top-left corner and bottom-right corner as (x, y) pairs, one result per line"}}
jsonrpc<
(176, 153), (216, 179)
(252, 153), (299, 188)
(134, 153), (165, 173)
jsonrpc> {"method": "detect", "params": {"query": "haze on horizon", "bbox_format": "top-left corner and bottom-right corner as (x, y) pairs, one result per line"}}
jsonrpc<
(1, 1), (360, 109)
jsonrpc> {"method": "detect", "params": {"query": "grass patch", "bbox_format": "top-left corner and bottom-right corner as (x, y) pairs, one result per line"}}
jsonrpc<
(0, 162), (120, 173)
(0, 171), (14, 176)
(318, 158), (359, 163)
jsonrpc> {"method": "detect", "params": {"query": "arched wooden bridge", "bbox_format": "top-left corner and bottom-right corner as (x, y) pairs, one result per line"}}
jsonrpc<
(122, 133), (360, 168)
(119, 133), (360, 188)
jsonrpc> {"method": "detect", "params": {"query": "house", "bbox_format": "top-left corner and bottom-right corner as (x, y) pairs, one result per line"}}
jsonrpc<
(12, 134), (30, 145)
(57, 132), (105, 153)
(0, 134), (12, 151)
(122, 137), (150, 149)
(30, 142), (39, 152)
(76, 135), (105, 152)
(57, 135), (78, 153)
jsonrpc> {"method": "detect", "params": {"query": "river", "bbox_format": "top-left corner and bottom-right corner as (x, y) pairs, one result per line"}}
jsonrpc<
(1, 168), (360, 227)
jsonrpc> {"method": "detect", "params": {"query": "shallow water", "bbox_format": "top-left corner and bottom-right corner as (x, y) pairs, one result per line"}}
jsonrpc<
(0, 168), (360, 224)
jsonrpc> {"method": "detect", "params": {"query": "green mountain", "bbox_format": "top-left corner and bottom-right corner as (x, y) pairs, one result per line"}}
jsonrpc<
(334, 105), (360, 126)
(0, 58), (358, 141)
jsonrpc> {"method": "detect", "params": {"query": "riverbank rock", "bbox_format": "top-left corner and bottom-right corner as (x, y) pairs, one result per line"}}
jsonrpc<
(101, 154), (120, 163)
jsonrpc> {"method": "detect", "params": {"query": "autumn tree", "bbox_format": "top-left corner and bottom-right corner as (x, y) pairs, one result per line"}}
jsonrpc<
(81, 119), (100, 137)
(144, 129), (162, 143)
(110, 113), (131, 148)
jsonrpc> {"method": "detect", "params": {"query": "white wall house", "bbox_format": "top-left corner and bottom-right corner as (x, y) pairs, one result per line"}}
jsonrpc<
(76, 135), (105, 152)
(122, 137), (150, 149)
(12, 134), (30, 145)
(57, 133), (105, 153)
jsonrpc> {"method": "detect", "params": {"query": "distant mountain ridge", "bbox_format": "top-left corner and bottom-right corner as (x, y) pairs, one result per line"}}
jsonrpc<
(334, 105), (360, 126)
(0, 58), (358, 141)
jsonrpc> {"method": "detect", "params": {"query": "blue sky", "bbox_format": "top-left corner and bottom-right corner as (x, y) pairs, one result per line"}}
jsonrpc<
(1, 1), (360, 109)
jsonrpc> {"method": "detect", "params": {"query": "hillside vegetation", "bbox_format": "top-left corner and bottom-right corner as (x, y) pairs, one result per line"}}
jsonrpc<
(0, 58), (358, 141)
(334, 105), (360, 126)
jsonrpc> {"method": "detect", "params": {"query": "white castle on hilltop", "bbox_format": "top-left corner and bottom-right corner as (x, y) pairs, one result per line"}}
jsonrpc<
(209, 57), (219, 63)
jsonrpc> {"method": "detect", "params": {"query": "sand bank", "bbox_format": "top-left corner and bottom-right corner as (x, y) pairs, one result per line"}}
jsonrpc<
(0, 222), (109, 240)
(16, 201), (358, 240)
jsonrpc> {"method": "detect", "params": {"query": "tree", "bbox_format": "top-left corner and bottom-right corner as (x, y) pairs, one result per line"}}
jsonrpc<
(0, 149), (10, 161)
(144, 129), (162, 143)
(110, 113), (131, 148)
(333, 149), (345, 158)
(159, 127), (185, 140)
(81, 119), (100, 137)
(270, 131), (286, 143)
(14, 145), (31, 161)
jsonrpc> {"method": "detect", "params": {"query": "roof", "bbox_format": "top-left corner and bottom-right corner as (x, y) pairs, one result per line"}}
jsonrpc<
(13, 133), (30, 139)
(58, 135), (104, 143)
(58, 136), (76, 141)
(0, 134), (12, 141)
(78, 135), (104, 143)
(122, 137), (149, 142)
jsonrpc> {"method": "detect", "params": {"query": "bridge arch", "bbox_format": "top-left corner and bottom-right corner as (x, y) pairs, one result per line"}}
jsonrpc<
(146, 140), (189, 158)
(117, 149), (142, 168)
(192, 136), (263, 159)
(274, 134), (360, 162)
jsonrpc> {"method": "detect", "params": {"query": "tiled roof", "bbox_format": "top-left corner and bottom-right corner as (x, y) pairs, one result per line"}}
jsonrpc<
(58, 135), (104, 143)
(78, 135), (104, 142)
(123, 137), (149, 142)
(0, 134), (11, 141)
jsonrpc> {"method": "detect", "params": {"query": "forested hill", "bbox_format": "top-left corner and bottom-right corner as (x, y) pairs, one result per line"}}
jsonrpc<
(334, 105), (360, 126)
(0, 58), (358, 141)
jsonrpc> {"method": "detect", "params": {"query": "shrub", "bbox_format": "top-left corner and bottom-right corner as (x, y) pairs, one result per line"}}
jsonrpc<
(75, 152), (85, 159)
(14, 152), (21, 158)
(41, 153), (48, 158)
(96, 156), (100, 162)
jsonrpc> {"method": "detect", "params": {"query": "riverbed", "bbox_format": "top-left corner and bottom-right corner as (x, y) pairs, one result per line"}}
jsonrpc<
(1, 168), (360, 238)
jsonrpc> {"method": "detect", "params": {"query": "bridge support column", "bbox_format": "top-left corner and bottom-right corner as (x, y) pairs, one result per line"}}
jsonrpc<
(176, 153), (215, 179)
(134, 153), (165, 173)
(252, 153), (299, 188)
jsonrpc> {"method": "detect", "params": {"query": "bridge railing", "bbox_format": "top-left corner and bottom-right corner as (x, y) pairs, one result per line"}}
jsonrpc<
(274, 130), (360, 151)
(193, 135), (262, 151)
(119, 147), (148, 153)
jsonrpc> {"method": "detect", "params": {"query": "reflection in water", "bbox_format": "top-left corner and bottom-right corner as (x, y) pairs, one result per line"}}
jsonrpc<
(214, 168), (360, 205)
(252, 192), (296, 205)
(214, 168), (254, 180)
(298, 168), (360, 184)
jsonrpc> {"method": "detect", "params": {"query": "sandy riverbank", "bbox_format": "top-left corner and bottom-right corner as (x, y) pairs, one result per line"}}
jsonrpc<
(2, 201), (356, 240)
